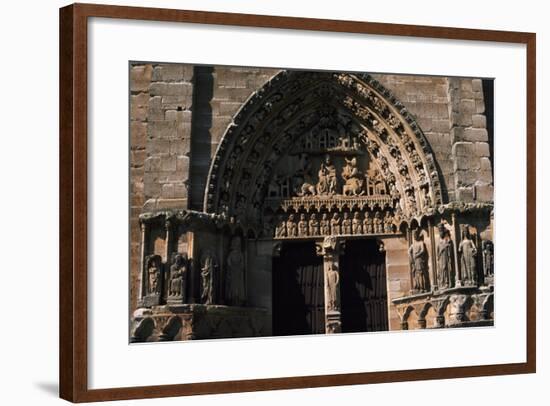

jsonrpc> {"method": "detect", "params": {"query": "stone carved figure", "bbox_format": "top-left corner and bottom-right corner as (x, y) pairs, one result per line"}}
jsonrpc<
(363, 213), (374, 234)
(436, 224), (454, 289)
(296, 156), (316, 196)
(146, 255), (161, 295)
(342, 157), (364, 196)
(286, 214), (298, 237)
(374, 212), (383, 234)
(458, 226), (478, 285)
(482, 240), (494, 278)
(298, 213), (309, 237)
(326, 262), (340, 311)
(342, 212), (352, 234)
(316, 155), (337, 195)
(352, 212), (363, 235)
(330, 213), (341, 235)
(168, 253), (188, 299)
(309, 213), (320, 236)
(320, 213), (331, 236)
(383, 212), (393, 233)
(408, 229), (430, 292)
(275, 215), (287, 238)
(200, 251), (216, 305)
(226, 236), (246, 306)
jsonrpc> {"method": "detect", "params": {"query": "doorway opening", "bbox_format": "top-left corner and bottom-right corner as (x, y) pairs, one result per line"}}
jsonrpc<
(340, 239), (389, 333)
(272, 241), (324, 336)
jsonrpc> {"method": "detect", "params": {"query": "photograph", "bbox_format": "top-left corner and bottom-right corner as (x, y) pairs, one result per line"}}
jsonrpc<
(129, 64), (495, 342)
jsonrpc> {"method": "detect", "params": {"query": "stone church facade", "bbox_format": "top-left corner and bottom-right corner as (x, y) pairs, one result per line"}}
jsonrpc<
(129, 63), (494, 342)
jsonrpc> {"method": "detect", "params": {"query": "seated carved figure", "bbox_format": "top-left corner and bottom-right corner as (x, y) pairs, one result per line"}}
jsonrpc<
(320, 213), (331, 236)
(317, 155), (337, 195)
(342, 157), (365, 196)
(298, 213), (309, 236)
(352, 212), (363, 234)
(363, 213), (374, 234)
(275, 215), (287, 238)
(286, 214), (298, 237)
(309, 213), (320, 236)
(342, 212), (352, 234)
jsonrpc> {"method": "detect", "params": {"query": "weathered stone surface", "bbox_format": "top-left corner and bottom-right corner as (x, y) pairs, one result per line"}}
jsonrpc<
(131, 93), (149, 121)
(152, 64), (193, 82)
(130, 64), (153, 93)
(150, 82), (193, 97)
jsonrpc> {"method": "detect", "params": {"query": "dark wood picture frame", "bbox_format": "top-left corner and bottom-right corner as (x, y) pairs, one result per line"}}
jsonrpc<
(59, 3), (536, 402)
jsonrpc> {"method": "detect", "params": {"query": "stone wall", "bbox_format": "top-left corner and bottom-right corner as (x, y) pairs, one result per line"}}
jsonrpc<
(372, 74), (493, 203)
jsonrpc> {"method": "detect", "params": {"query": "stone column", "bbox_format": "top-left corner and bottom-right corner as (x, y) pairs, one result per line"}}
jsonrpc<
(187, 231), (197, 303)
(316, 237), (345, 334)
(164, 217), (173, 262)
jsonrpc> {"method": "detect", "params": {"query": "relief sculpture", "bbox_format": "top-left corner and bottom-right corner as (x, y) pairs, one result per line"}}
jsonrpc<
(408, 229), (430, 293)
(200, 251), (216, 305)
(226, 236), (246, 306)
(458, 225), (478, 286)
(436, 224), (454, 289)
(168, 253), (188, 301)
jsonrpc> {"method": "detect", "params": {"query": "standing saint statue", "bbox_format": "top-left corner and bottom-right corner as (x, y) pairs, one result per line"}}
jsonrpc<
(168, 253), (188, 300)
(482, 240), (494, 278)
(226, 236), (246, 306)
(146, 256), (160, 294)
(458, 226), (478, 285)
(326, 262), (340, 311)
(200, 251), (216, 304)
(408, 229), (430, 292)
(436, 224), (454, 289)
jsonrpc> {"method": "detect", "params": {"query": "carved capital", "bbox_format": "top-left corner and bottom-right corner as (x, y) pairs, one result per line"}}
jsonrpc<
(316, 236), (345, 257)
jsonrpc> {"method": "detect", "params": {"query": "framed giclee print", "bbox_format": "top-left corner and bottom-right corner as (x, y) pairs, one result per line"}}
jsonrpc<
(59, 3), (536, 403)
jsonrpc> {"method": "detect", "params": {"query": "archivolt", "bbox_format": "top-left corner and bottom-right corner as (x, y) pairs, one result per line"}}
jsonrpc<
(204, 71), (444, 228)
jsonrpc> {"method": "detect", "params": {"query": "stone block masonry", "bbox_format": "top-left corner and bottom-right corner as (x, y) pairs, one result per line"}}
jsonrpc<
(129, 65), (494, 314)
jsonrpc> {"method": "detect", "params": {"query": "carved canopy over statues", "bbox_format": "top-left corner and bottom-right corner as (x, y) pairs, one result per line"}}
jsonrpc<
(204, 71), (445, 233)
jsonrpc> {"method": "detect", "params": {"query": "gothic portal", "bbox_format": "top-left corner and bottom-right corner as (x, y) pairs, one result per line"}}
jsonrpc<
(129, 65), (494, 342)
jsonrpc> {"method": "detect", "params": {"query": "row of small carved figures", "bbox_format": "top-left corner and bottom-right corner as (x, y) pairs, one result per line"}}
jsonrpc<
(274, 210), (395, 238)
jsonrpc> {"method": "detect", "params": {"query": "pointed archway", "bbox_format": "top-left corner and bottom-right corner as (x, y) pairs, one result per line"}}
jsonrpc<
(204, 71), (445, 236)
